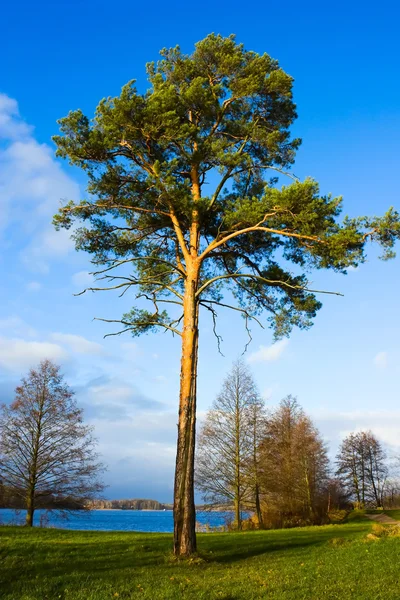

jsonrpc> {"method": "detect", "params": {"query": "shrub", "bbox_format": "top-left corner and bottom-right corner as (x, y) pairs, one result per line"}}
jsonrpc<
(327, 510), (348, 524)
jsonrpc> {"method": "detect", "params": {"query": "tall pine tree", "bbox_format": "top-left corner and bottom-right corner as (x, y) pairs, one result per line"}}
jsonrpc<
(53, 34), (400, 555)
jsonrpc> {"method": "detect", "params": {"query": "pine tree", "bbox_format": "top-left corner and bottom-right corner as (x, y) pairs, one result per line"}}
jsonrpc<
(53, 34), (400, 554)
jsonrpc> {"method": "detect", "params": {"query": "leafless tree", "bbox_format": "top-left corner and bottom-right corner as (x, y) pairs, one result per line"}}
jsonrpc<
(195, 360), (264, 529)
(336, 430), (388, 508)
(259, 396), (329, 526)
(245, 393), (267, 526)
(0, 360), (104, 526)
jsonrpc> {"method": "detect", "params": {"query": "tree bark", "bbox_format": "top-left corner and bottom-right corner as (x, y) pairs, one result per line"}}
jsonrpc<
(25, 491), (34, 527)
(173, 267), (199, 556)
(255, 482), (263, 527)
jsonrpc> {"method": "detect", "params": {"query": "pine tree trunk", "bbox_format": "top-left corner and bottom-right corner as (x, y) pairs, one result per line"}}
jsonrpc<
(173, 270), (199, 556)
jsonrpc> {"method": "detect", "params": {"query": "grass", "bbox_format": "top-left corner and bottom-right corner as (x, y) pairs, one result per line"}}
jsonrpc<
(1, 516), (400, 599)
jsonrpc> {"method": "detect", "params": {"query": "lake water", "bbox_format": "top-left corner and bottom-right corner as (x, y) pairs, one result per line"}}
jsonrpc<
(0, 509), (236, 532)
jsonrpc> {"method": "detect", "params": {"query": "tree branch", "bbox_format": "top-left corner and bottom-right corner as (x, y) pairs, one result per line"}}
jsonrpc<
(196, 273), (344, 298)
(94, 317), (182, 337)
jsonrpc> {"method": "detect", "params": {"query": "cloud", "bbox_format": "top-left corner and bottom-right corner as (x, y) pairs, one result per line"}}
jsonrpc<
(247, 339), (288, 363)
(0, 94), (79, 271)
(76, 374), (166, 422)
(0, 316), (37, 338)
(374, 351), (388, 369)
(0, 320), (104, 371)
(314, 409), (400, 451)
(0, 337), (67, 372)
(91, 408), (178, 499)
(0, 94), (32, 140)
(21, 228), (75, 274)
(50, 333), (104, 355)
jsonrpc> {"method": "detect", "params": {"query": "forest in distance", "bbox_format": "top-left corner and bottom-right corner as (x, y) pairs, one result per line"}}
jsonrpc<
(86, 500), (235, 511)
(1, 358), (399, 531)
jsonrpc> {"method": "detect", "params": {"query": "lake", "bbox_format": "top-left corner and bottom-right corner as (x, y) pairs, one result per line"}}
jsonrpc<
(0, 509), (237, 532)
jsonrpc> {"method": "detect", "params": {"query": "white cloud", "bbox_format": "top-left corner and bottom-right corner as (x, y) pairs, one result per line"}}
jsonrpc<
(0, 316), (37, 338)
(247, 339), (288, 363)
(50, 333), (104, 355)
(0, 337), (67, 372)
(315, 409), (400, 450)
(0, 94), (80, 271)
(374, 351), (388, 369)
(79, 375), (165, 421)
(0, 94), (32, 140)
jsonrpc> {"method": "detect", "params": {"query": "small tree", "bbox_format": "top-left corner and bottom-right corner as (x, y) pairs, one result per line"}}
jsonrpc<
(364, 431), (388, 508)
(336, 431), (388, 508)
(0, 360), (104, 526)
(336, 433), (363, 507)
(245, 390), (266, 526)
(259, 396), (329, 525)
(53, 34), (400, 554)
(195, 359), (263, 529)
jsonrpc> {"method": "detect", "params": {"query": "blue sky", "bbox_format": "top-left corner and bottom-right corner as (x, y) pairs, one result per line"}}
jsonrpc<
(1, 0), (399, 501)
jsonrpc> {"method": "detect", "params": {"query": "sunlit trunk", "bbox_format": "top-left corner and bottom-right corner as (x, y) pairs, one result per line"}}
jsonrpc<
(173, 268), (199, 556)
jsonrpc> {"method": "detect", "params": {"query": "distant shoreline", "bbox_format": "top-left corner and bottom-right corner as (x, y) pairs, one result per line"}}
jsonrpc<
(90, 508), (233, 512)
(92, 508), (172, 512)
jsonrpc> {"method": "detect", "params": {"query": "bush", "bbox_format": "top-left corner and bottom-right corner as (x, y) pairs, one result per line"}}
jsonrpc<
(327, 510), (348, 524)
(370, 523), (400, 538)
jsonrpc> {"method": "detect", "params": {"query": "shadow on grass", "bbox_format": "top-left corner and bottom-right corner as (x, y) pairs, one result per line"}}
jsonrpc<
(0, 523), (369, 596)
(199, 524), (368, 563)
(0, 529), (171, 595)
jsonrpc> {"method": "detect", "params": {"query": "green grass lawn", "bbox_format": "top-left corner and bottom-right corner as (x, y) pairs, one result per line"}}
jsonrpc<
(1, 517), (400, 600)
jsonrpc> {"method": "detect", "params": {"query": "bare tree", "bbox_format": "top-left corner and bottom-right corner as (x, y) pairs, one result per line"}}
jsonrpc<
(364, 431), (388, 507)
(245, 393), (266, 526)
(195, 360), (263, 529)
(259, 396), (329, 526)
(336, 430), (388, 508)
(324, 478), (350, 513)
(336, 433), (363, 507)
(0, 360), (104, 526)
